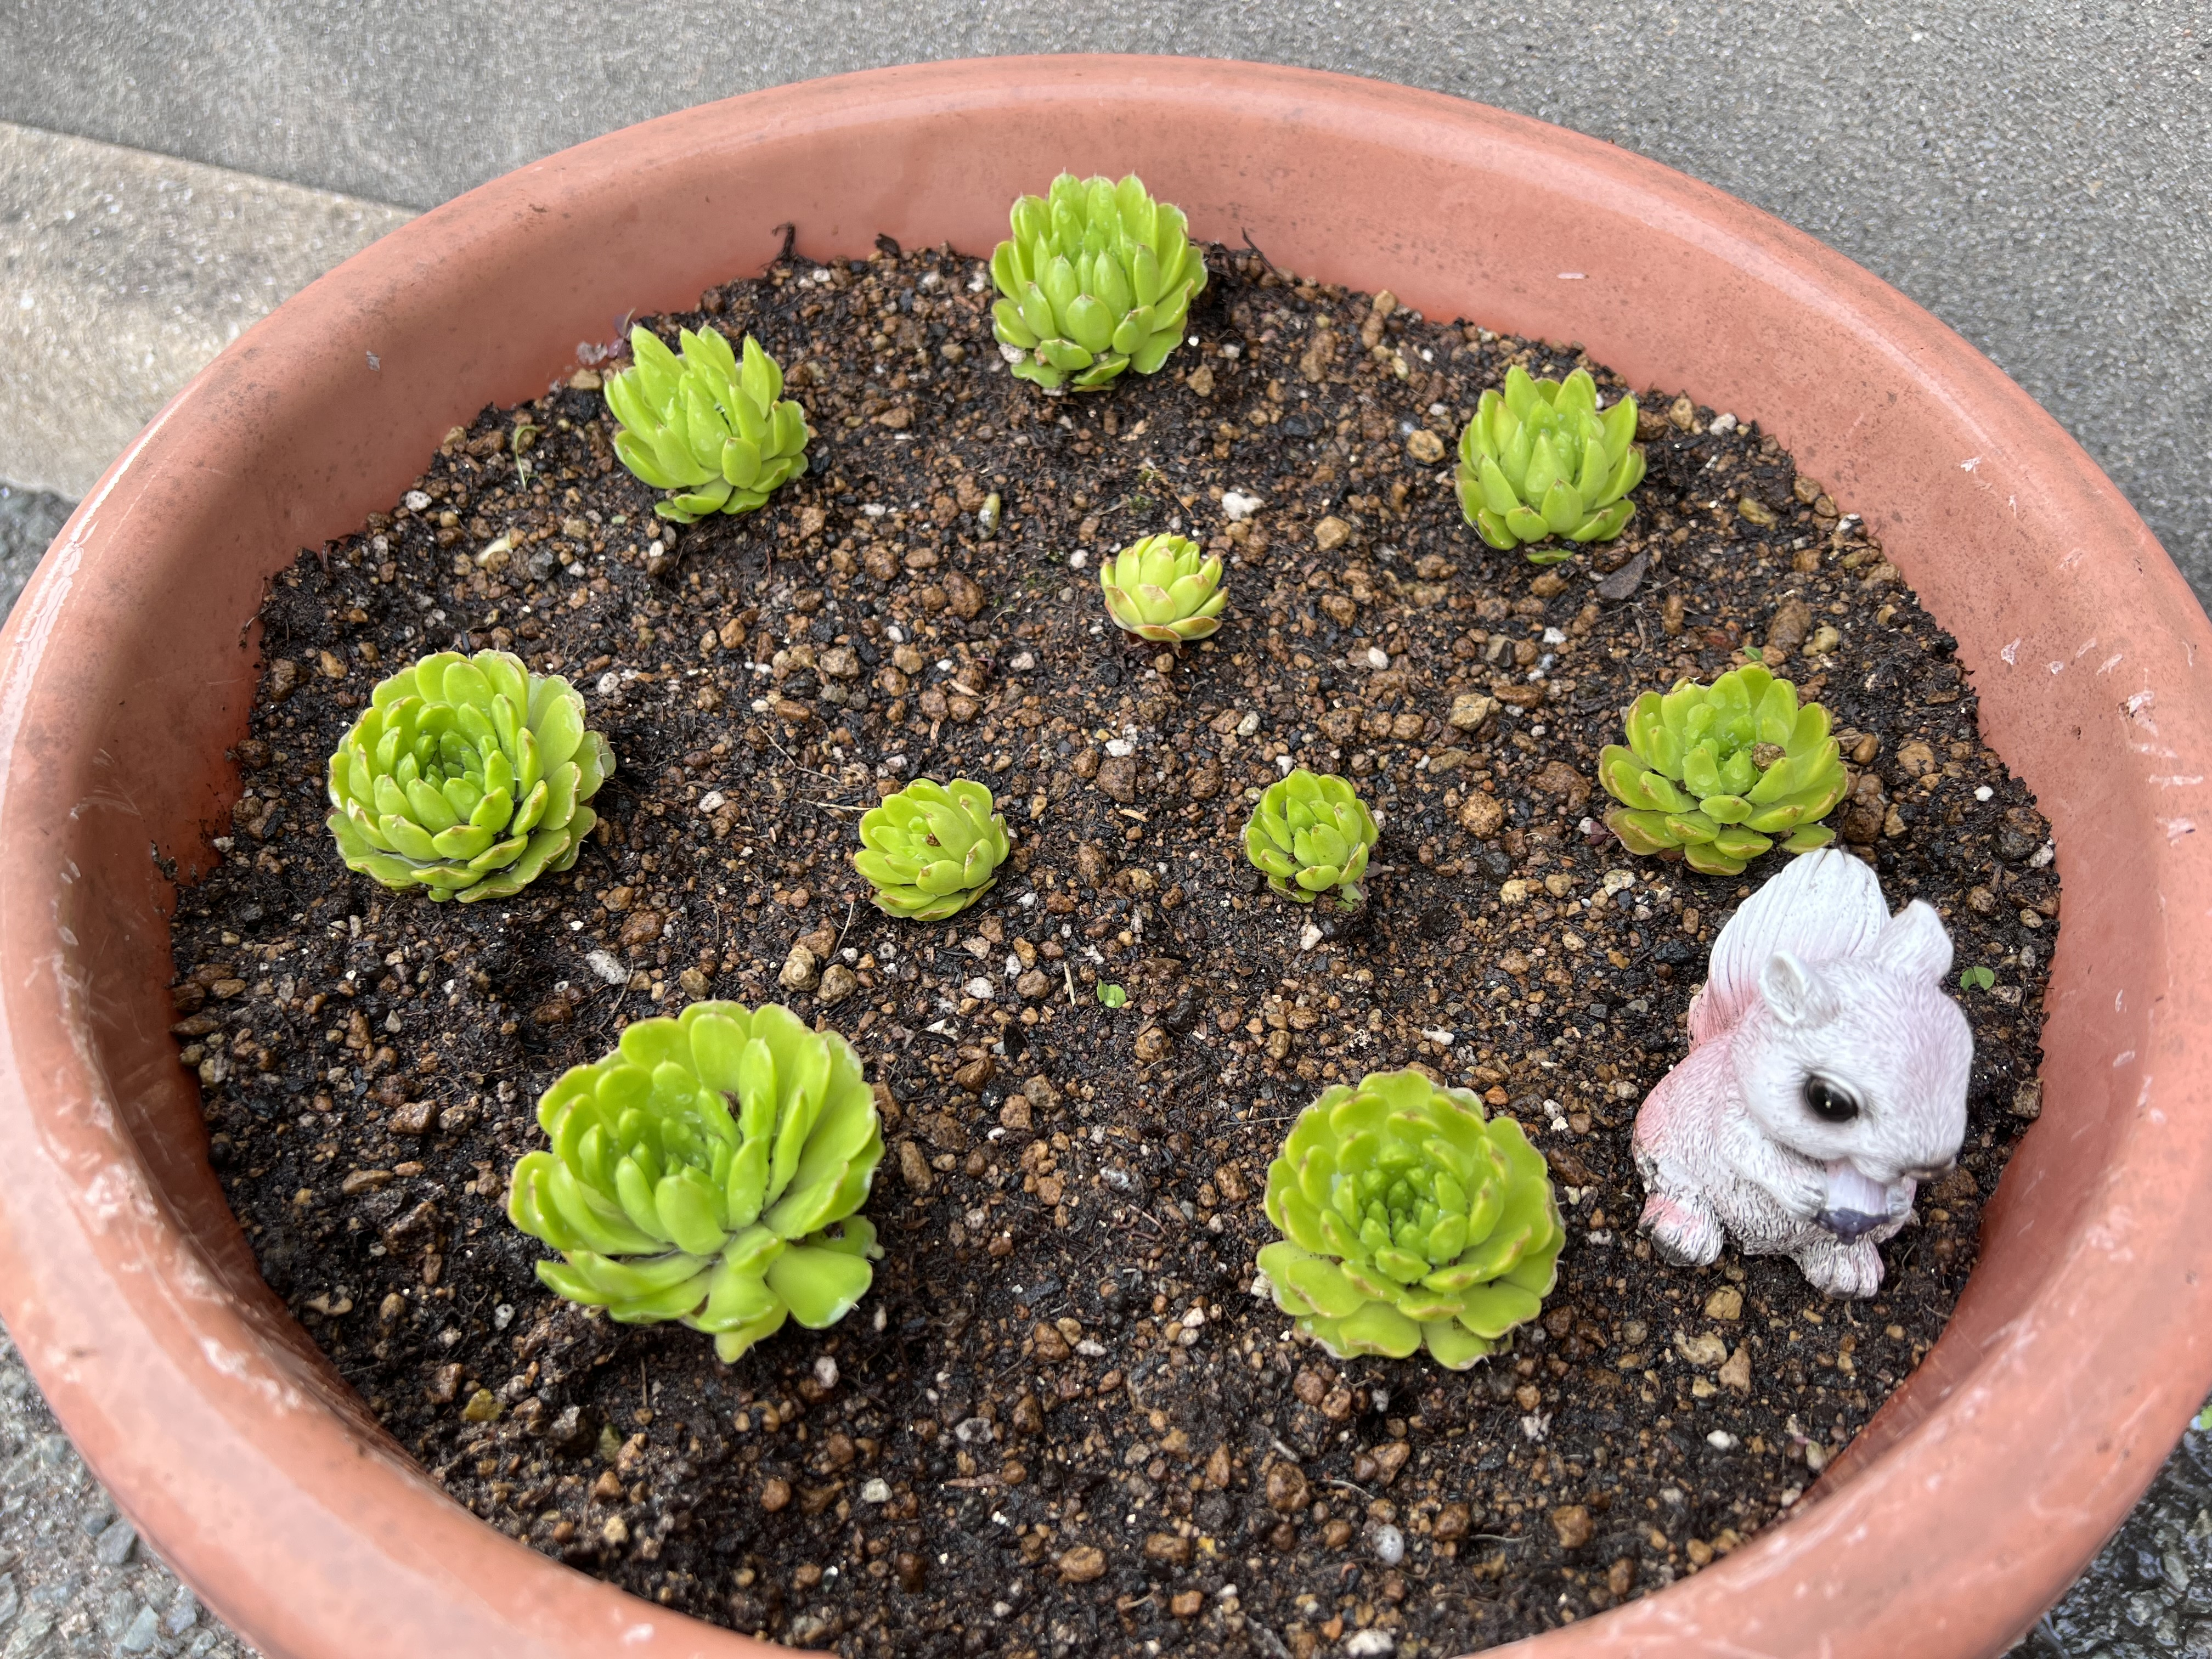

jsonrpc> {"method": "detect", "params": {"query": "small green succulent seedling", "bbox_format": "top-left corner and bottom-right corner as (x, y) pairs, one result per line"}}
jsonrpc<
(1257, 1068), (1564, 1368)
(1098, 983), (1128, 1008)
(1244, 769), (1379, 910)
(326, 649), (612, 902)
(1599, 663), (1848, 877)
(990, 173), (1207, 391)
(854, 779), (1011, 921)
(1959, 966), (1996, 992)
(1099, 533), (1227, 642)
(508, 1001), (884, 1364)
(603, 324), (810, 522)
(1457, 366), (1645, 561)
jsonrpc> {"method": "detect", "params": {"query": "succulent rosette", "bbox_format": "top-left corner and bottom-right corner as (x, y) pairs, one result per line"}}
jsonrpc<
(1456, 365), (1645, 561)
(989, 173), (1207, 391)
(325, 649), (612, 902)
(507, 1002), (884, 1364)
(603, 324), (810, 523)
(854, 779), (1011, 921)
(1600, 662), (1848, 876)
(1257, 1068), (1564, 1368)
(1243, 768), (1379, 910)
(1099, 533), (1227, 642)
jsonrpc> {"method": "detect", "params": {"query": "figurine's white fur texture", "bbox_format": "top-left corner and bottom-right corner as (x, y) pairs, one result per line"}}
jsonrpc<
(1633, 848), (1973, 1297)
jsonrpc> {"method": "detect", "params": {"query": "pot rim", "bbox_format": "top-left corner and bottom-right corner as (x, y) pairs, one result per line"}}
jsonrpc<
(1, 53), (2206, 1659)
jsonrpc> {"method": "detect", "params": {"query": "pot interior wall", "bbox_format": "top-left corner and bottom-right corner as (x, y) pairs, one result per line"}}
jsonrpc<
(3, 57), (2203, 1659)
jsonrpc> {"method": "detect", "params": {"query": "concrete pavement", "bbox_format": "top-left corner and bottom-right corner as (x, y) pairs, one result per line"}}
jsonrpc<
(2, 0), (2206, 598)
(0, 121), (411, 500)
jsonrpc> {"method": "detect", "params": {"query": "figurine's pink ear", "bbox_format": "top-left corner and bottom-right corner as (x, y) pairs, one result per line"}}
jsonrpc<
(1759, 950), (1838, 1028)
(1867, 900), (1953, 985)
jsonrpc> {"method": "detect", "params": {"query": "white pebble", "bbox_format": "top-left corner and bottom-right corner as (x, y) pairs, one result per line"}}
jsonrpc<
(964, 977), (995, 1000)
(1345, 1632), (1396, 1656)
(698, 790), (727, 814)
(584, 951), (628, 986)
(1222, 490), (1265, 521)
(1974, 785), (1994, 801)
(1235, 712), (1261, 737)
(1364, 646), (1390, 669)
(813, 1355), (838, 1390)
(1105, 738), (1135, 758)
(403, 490), (431, 512)
(1707, 1430), (1740, 1450)
(1365, 1522), (1406, 1566)
(861, 1478), (891, 1503)
(1068, 549), (1088, 568)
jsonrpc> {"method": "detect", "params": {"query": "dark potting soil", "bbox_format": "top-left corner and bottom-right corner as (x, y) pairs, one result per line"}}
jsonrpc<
(166, 242), (2059, 1657)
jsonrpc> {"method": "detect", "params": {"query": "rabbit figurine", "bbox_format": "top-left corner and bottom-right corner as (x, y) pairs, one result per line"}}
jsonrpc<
(1633, 847), (1974, 1297)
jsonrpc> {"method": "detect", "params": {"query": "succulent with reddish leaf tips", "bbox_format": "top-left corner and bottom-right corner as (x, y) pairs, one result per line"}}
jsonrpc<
(1099, 533), (1227, 642)
(325, 649), (612, 902)
(1457, 366), (1644, 561)
(1244, 769), (1379, 910)
(507, 1002), (884, 1364)
(854, 779), (1011, 921)
(990, 173), (1207, 391)
(1600, 662), (1848, 876)
(603, 325), (810, 522)
(1256, 1068), (1564, 1368)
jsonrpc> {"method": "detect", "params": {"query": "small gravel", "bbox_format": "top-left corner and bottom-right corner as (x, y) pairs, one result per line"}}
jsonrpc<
(0, 1322), (256, 1658)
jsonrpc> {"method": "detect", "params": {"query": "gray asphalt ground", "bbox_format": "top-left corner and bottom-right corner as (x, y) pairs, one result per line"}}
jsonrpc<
(2, 4), (2210, 1652)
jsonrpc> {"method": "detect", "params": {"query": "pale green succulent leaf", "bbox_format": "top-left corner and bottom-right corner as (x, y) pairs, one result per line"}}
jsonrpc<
(1257, 1069), (1557, 1368)
(508, 1003), (882, 1360)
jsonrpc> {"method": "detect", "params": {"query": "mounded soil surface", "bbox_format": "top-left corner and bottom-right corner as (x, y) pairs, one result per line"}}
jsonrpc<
(166, 240), (2058, 1656)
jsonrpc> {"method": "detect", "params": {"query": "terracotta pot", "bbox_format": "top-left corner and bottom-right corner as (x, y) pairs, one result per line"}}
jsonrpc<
(0, 54), (2203, 1659)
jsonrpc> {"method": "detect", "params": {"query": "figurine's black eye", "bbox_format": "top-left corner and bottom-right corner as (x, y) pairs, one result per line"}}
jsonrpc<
(1804, 1076), (1861, 1123)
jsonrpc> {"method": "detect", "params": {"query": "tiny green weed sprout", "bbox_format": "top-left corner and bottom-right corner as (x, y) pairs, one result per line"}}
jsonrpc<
(990, 173), (1207, 391)
(1598, 663), (1847, 876)
(854, 780), (1011, 921)
(507, 1002), (884, 1364)
(603, 325), (810, 522)
(325, 649), (612, 902)
(1959, 966), (1996, 992)
(1099, 533), (1227, 642)
(1098, 983), (1128, 1008)
(1257, 1068), (1564, 1368)
(1457, 366), (1644, 561)
(1244, 769), (1379, 910)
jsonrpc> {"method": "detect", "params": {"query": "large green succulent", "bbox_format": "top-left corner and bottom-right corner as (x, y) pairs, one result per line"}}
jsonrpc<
(1099, 533), (1227, 642)
(1457, 366), (1645, 562)
(325, 649), (612, 902)
(1257, 1068), (1563, 1369)
(1244, 769), (1379, 911)
(990, 173), (1207, 392)
(507, 1002), (884, 1364)
(854, 779), (1011, 921)
(604, 324), (810, 523)
(1599, 662), (1848, 876)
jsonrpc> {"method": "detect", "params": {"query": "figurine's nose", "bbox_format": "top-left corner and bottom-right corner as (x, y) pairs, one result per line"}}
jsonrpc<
(1817, 1207), (1889, 1240)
